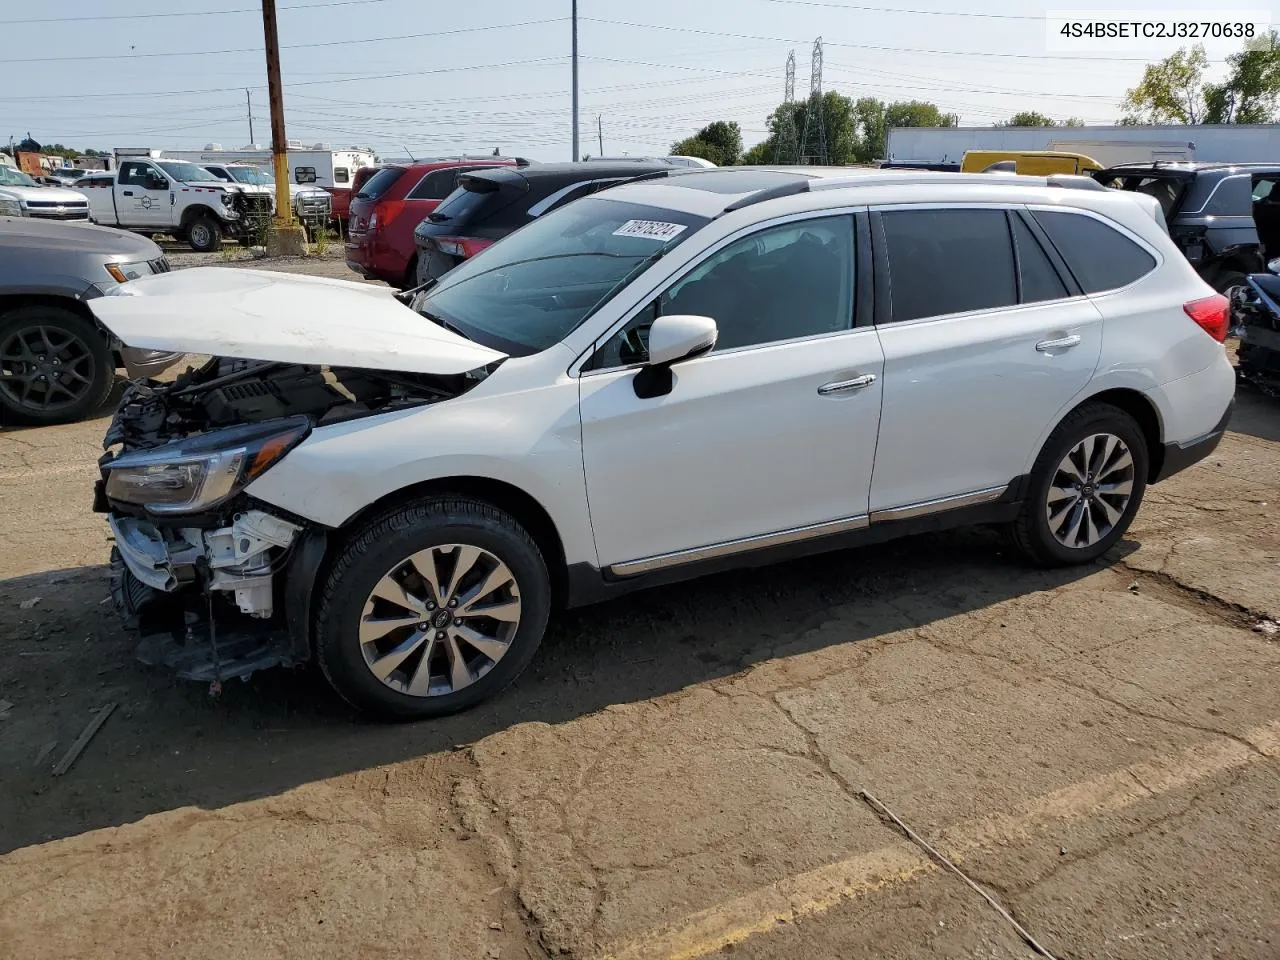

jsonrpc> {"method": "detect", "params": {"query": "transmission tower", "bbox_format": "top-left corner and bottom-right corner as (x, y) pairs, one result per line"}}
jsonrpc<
(798, 37), (829, 165)
(772, 50), (800, 164)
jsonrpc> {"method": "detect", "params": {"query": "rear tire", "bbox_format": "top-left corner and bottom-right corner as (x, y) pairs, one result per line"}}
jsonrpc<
(314, 496), (551, 721)
(1007, 403), (1149, 567)
(186, 215), (223, 252)
(0, 306), (114, 426)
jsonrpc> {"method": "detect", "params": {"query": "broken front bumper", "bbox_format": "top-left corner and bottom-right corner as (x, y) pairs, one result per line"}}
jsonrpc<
(107, 508), (324, 683)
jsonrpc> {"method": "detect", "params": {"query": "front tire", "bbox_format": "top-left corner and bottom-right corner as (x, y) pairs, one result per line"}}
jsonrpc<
(314, 497), (551, 720)
(186, 215), (223, 252)
(1008, 403), (1149, 566)
(0, 306), (114, 425)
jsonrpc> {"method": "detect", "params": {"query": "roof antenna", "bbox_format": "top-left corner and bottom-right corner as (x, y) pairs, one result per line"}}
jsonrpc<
(402, 144), (416, 162)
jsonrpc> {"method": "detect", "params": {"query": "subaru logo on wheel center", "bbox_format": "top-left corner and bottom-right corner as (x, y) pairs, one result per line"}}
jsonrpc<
(431, 609), (452, 629)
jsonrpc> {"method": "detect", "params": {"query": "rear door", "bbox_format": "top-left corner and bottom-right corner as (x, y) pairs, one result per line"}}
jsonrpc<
(868, 205), (1103, 514)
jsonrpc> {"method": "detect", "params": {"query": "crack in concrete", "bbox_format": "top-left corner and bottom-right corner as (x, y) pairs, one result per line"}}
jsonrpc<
(1117, 561), (1266, 629)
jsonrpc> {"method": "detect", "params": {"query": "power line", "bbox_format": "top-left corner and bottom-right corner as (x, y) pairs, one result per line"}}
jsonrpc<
(581, 16), (1231, 63)
(7, 17), (569, 64)
(758, 0), (1042, 20)
(2, 0), (395, 26)
(0, 57), (570, 102)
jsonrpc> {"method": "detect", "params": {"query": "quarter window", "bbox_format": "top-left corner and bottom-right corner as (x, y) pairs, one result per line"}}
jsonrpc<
(592, 215), (856, 368)
(1033, 210), (1156, 293)
(880, 209), (1016, 323)
(1011, 215), (1069, 304)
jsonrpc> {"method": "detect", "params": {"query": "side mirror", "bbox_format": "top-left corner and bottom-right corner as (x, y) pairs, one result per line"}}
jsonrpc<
(645, 314), (718, 366)
(1267, 257), (1280, 274)
(633, 314), (717, 399)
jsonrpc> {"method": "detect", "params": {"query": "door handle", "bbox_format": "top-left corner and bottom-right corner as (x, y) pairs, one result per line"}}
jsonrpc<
(818, 373), (877, 396)
(122, 190), (134, 196)
(1036, 334), (1081, 352)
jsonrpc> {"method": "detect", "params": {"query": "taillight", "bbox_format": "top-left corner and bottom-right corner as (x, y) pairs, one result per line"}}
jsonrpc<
(1183, 294), (1230, 342)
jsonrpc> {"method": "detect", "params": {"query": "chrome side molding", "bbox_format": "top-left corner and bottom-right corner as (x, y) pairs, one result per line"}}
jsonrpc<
(868, 485), (1008, 523)
(608, 483), (1012, 577)
(609, 513), (871, 577)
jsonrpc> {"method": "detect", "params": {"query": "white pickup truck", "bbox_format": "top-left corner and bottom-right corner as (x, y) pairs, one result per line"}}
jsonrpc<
(82, 156), (271, 252)
(196, 161), (332, 236)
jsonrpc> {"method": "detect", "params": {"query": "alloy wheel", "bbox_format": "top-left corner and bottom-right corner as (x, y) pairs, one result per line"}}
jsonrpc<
(358, 543), (522, 698)
(1045, 432), (1135, 549)
(0, 324), (98, 414)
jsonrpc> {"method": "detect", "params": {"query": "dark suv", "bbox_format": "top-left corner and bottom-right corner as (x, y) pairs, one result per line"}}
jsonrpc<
(411, 159), (679, 285)
(1094, 162), (1280, 296)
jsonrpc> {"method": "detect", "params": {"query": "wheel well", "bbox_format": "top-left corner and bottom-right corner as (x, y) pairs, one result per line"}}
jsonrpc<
(1074, 388), (1164, 482)
(342, 477), (570, 607)
(179, 205), (219, 229)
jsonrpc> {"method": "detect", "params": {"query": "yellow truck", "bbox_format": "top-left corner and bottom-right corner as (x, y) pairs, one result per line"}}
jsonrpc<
(960, 150), (1104, 176)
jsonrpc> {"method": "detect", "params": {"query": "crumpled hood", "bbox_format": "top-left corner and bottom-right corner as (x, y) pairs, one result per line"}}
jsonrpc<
(87, 266), (506, 375)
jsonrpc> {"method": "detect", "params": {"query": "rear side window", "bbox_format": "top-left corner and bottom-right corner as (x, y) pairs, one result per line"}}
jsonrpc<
(1011, 216), (1069, 304)
(880, 209), (1016, 323)
(1033, 210), (1156, 293)
(408, 166), (487, 201)
(356, 166), (403, 200)
(429, 183), (495, 225)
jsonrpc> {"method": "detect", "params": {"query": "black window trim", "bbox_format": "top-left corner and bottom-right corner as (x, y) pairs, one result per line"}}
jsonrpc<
(1026, 204), (1163, 296)
(1015, 208), (1083, 298)
(575, 207), (870, 378)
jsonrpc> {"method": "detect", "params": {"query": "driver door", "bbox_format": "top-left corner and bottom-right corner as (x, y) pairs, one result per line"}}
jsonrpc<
(117, 161), (170, 228)
(578, 214), (885, 571)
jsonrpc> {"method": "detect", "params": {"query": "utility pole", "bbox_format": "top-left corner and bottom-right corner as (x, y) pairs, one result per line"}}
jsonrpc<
(597, 114), (603, 156)
(571, 0), (579, 161)
(246, 89), (255, 146)
(259, 0), (306, 252)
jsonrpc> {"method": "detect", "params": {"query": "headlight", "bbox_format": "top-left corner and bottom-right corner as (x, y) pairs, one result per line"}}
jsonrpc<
(0, 197), (24, 217)
(104, 260), (152, 284)
(219, 192), (234, 206)
(104, 417), (310, 514)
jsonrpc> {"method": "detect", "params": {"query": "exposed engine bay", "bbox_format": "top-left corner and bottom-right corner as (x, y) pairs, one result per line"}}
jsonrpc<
(97, 356), (489, 684)
(104, 355), (475, 449)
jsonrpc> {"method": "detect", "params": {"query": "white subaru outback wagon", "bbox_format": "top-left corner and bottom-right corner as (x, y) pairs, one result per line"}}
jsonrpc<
(90, 167), (1235, 719)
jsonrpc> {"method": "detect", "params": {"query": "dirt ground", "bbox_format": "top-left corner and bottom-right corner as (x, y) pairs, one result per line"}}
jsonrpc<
(0, 252), (1277, 959)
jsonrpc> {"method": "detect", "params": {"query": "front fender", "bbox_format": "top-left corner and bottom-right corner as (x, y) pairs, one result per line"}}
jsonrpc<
(244, 363), (599, 567)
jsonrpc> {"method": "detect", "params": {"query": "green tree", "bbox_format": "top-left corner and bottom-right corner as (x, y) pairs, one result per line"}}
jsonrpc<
(1122, 45), (1211, 123)
(851, 97), (886, 163)
(740, 140), (772, 164)
(998, 111), (1057, 127)
(671, 120), (743, 165)
(1205, 30), (1280, 122)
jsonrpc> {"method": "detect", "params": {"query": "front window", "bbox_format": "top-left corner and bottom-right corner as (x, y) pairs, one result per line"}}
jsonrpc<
(417, 197), (709, 356)
(0, 166), (36, 187)
(156, 161), (216, 183)
(229, 166), (273, 185)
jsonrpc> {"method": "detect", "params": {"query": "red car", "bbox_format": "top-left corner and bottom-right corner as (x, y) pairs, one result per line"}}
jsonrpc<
(345, 158), (517, 287)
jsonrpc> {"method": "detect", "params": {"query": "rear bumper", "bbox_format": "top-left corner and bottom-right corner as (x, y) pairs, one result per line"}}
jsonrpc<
(1151, 400), (1233, 483)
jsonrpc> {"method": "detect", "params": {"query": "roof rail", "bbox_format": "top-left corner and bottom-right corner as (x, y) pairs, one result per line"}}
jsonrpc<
(1044, 174), (1106, 191)
(722, 179), (812, 212)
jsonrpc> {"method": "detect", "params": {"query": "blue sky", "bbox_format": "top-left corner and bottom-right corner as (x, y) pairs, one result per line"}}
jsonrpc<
(2, 0), (1269, 162)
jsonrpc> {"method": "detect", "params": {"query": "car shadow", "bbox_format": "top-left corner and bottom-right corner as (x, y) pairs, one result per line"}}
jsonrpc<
(0, 526), (1133, 853)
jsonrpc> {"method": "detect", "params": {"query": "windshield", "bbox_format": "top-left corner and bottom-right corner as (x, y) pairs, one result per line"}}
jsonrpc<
(0, 166), (36, 187)
(418, 197), (709, 356)
(229, 166), (273, 185)
(157, 160), (220, 183)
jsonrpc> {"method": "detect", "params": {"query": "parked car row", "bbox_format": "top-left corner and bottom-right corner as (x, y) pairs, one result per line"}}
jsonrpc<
(345, 157), (714, 288)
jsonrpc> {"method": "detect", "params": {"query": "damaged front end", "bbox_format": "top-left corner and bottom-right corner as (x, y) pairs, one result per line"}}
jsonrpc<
(96, 356), (487, 684)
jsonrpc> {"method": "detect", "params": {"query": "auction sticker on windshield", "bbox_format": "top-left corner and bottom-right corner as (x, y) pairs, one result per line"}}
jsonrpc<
(613, 220), (688, 242)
